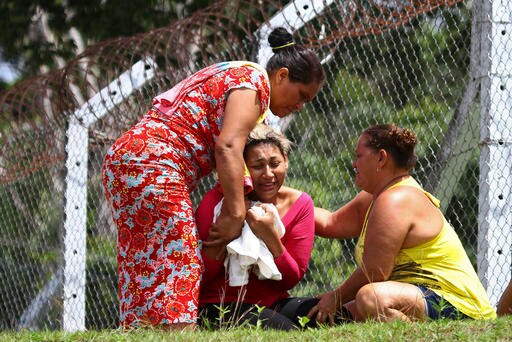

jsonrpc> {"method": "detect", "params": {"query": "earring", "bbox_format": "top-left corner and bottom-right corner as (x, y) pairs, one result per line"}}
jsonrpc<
(376, 168), (381, 172)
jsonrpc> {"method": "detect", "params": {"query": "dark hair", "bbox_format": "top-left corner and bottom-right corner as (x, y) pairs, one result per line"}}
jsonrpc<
(266, 27), (325, 85)
(244, 123), (292, 159)
(363, 124), (418, 171)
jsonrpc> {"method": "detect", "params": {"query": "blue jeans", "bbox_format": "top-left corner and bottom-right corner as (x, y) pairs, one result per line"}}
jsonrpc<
(417, 286), (469, 319)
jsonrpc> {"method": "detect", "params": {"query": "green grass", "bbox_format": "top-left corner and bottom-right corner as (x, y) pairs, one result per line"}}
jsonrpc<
(1, 316), (511, 341)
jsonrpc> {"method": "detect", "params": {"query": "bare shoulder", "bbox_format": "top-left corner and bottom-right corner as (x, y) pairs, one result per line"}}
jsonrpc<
(371, 185), (438, 231)
(365, 187), (421, 241)
(373, 186), (435, 221)
(375, 185), (426, 209)
(276, 186), (308, 217)
(279, 186), (303, 202)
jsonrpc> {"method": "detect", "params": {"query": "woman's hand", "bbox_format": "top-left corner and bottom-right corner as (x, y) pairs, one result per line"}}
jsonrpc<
(307, 290), (339, 325)
(246, 204), (285, 257)
(203, 197), (252, 250)
(202, 211), (243, 249)
(246, 204), (278, 241)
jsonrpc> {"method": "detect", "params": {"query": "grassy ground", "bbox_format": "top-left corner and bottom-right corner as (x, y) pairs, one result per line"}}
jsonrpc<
(1, 316), (511, 342)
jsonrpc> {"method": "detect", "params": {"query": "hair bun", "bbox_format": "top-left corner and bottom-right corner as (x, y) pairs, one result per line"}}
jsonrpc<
(402, 129), (418, 146)
(268, 27), (295, 52)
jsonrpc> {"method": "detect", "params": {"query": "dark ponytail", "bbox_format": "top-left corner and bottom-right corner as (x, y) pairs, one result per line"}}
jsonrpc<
(266, 27), (324, 85)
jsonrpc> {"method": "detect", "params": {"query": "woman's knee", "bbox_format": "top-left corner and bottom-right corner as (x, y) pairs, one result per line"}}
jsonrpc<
(355, 283), (391, 316)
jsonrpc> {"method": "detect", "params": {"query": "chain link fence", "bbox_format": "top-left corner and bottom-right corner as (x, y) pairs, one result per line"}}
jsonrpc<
(0, 0), (510, 331)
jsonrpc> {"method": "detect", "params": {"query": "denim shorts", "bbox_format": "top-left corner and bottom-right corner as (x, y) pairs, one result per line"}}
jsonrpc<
(417, 286), (468, 320)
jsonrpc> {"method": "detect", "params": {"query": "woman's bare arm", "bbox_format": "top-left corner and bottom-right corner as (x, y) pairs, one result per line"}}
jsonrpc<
(204, 88), (261, 246)
(315, 191), (372, 239)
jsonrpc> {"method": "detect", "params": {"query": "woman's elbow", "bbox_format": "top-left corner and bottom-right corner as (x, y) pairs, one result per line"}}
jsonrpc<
(277, 276), (301, 291)
(276, 268), (303, 290)
(214, 141), (234, 155)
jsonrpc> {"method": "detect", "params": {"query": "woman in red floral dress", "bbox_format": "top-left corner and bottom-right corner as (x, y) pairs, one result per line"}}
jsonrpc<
(102, 27), (324, 329)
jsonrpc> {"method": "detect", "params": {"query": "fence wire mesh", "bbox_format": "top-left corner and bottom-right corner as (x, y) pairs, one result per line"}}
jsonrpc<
(0, 0), (510, 331)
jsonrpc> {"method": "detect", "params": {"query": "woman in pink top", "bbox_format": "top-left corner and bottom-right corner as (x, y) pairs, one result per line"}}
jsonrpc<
(196, 124), (315, 330)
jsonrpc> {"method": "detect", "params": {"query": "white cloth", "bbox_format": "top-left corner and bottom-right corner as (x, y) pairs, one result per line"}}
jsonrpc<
(213, 199), (285, 286)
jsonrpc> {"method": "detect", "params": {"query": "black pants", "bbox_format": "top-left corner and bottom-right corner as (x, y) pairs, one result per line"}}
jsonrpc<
(198, 297), (320, 331)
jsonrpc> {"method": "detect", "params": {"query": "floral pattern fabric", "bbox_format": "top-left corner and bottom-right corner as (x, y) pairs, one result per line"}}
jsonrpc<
(102, 62), (270, 327)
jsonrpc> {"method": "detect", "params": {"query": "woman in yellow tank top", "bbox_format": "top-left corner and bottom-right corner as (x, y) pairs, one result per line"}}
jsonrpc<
(309, 124), (496, 324)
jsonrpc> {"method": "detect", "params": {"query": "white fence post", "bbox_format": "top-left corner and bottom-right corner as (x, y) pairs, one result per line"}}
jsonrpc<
(477, 0), (512, 306)
(63, 119), (89, 331)
(62, 58), (156, 331)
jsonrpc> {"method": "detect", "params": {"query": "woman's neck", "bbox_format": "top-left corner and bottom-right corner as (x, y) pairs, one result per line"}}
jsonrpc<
(248, 194), (278, 205)
(373, 174), (409, 199)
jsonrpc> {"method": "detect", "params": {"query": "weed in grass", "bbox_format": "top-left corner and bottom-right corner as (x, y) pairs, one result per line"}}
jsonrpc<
(297, 315), (310, 328)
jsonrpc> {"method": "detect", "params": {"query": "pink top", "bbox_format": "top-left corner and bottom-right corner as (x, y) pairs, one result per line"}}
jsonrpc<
(196, 187), (315, 307)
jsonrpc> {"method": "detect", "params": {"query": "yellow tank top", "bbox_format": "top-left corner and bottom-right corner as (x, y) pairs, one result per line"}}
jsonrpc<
(355, 177), (496, 319)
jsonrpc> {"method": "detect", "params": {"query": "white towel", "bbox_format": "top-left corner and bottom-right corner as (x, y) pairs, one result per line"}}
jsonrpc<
(213, 199), (285, 286)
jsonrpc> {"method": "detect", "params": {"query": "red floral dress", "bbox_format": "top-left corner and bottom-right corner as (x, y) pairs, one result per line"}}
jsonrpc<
(102, 62), (270, 327)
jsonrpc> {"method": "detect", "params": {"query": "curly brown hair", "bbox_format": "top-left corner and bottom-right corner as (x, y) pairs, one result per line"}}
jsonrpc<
(363, 124), (418, 171)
